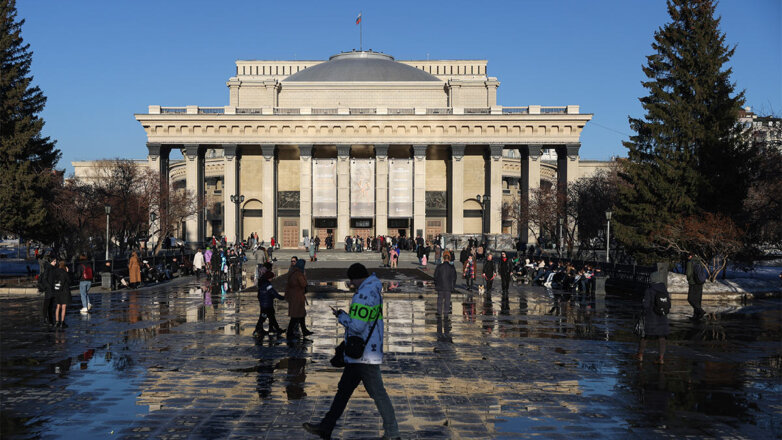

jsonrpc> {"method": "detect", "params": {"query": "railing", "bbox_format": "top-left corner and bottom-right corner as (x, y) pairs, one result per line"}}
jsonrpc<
(198, 107), (224, 114)
(388, 108), (415, 115)
(161, 107), (187, 114)
(426, 108), (452, 115)
(349, 108), (377, 115)
(236, 108), (263, 114)
(273, 108), (300, 115)
(502, 107), (529, 114)
(312, 108), (339, 115)
(541, 106), (567, 114)
(464, 108), (490, 114)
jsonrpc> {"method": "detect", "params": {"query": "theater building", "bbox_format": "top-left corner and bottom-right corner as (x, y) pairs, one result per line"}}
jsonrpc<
(135, 50), (594, 248)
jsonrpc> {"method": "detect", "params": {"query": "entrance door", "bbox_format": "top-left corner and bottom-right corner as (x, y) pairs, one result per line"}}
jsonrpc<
(426, 220), (443, 242)
(282, 219), (299, 248)
(315, 228), (331, 247)
(351, 228), (372, 239)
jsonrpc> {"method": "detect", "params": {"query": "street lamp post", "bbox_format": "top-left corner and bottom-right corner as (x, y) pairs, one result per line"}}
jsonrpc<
(230, 194), (245, 244)
(476, 194), (490, 248)
(557, 217), (563, 257)
(105, 205), (111, 259)
(605, 210), (612, 263)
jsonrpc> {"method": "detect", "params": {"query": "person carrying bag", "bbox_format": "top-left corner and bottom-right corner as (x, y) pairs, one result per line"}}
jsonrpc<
(306, 263), (400, 440)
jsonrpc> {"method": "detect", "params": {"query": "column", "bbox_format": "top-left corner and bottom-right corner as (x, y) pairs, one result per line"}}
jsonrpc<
(520, 144), (542, 244)
(556, 143), (581, 191)
(556, 143), (580, 251)
(183, 144), (205, 247)
(337, 145), (351, 244)
(412, 144), (427, 239)
(261, 144), (276, 243)
(487, 144), (503, 235)
(299, 145), (313, 242)
(146, 143), (167, 247)
(223, 144), (238, 243)
(449, 144), (465, 234)
(374, 144), (389, 237)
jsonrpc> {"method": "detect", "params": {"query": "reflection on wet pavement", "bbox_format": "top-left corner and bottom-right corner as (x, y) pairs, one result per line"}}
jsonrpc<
(0, 276), (780, 439)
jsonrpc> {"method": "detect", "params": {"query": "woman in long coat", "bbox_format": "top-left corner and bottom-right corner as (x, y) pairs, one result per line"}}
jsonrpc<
(285, 259), (312, 338)
(637, 283), (670, 364)
(128, 252), (142, 287)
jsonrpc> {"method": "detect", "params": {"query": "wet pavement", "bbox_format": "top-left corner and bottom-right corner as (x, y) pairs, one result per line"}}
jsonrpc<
(1, 270), (780, 439)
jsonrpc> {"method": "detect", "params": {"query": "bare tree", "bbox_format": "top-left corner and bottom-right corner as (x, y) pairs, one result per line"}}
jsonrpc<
(138, 167), (200, 255)
(652, 212), (743, 280)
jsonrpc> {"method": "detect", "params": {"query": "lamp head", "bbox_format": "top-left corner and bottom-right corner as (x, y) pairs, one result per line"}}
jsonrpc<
(105, 205), (111, 214)
(605, 211), (613, 221)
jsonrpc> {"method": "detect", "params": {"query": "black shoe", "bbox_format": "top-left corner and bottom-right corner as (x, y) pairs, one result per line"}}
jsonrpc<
(274, 328), (286, 334)
(302, 422), (331, 439)
(60, 321), (68, 328)
(302, 329), (314, 337)
(54, 321), (61, 328)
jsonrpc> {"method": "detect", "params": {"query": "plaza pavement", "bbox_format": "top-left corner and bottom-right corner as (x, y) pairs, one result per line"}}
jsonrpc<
(0, 251), (780, 439)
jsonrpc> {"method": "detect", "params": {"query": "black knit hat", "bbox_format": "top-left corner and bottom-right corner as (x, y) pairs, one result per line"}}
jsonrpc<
(346, 263), (369, 280)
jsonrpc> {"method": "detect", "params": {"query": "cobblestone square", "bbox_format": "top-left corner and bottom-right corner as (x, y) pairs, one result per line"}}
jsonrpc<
(1, 257), (780, 439)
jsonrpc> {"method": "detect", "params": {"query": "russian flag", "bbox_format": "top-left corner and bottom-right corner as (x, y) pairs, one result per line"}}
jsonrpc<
(356, 13), (362, 25)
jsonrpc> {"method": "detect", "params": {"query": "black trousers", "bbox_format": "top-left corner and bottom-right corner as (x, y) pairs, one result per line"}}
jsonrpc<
(287, 317), (309, 336)
(688, 283), (704, 316)
(42, 294), (55, 323)
(501, 275), (510, 293)
(466, 277), (474, 290)
(484, 277), (493, 291)
(255, 306), (282, 333)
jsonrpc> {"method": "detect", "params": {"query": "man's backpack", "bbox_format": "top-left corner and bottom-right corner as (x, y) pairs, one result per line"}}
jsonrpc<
(653, 289), (671, 316)
(695, 265), (708, 284)
(82, 264), (93, 281)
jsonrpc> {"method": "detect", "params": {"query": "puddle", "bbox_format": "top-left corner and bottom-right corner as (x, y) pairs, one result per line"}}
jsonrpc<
(0, 280), (779, 438)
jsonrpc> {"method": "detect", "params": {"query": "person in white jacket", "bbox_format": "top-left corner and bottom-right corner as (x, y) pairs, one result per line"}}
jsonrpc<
(303, 263), (400, 440)
(192, 249), (205, 280)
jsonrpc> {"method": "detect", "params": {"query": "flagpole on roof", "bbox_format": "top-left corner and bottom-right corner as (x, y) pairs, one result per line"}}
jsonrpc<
(360, 11), (363, 51)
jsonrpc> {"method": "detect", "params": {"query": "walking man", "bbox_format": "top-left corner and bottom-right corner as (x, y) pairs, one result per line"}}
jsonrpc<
(499, 251), (513, 295)
(434, 254), (457, 315)
(685, 253), (706, 320)
(482, 253), (496, 292)
(303, 263), (400, 440)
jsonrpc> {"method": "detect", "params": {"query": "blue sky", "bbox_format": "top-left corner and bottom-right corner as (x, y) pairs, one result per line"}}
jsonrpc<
(16, 0), (781, 173)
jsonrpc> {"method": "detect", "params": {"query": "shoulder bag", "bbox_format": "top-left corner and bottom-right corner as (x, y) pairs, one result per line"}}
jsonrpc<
(345, 304), (381, 359)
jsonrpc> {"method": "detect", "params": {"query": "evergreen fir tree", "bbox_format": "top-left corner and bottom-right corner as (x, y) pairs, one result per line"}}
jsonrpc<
(0, 0), (60, 241)
(616, 0), (750, 259)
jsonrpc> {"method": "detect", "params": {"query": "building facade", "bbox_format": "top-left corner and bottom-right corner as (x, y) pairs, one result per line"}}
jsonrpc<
(135, 50), (594, 248)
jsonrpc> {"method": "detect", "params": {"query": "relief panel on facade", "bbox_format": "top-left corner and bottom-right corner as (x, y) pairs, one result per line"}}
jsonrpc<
(350, 159), (375, 217)
(388, 159), (413, 218)
(313, 159), (337, 217)
(277, 191), (300, 209)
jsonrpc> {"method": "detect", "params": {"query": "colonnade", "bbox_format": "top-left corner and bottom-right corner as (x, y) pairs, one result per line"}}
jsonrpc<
(146, 142), (580, 248)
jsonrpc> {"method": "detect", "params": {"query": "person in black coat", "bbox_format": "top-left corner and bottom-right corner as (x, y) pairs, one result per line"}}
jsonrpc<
(254, 267), (285, 337)
(434, 254), (457, 315)
(39, 256), (57, 326)
(482, 253), (496, 292)
(498, 251), (513, 295)
(51, 261), (72, 328)
(637, 283), (670, 364)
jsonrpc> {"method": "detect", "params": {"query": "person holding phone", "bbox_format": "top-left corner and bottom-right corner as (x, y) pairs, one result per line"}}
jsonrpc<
(303, 263), (400, 440)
